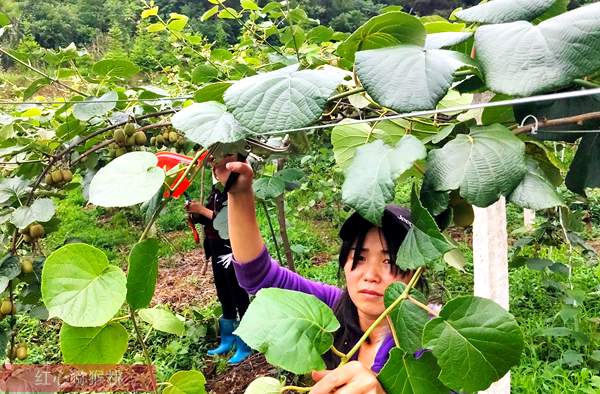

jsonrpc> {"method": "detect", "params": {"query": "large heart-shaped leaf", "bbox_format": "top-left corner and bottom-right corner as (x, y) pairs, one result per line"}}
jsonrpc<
(10, 198), (55, 229)
(235, 288), (340, 374)
(509, 158), (564, 209)
(331, 123), (379, 170)
(342, 137), (426, 225)
(253, 176), (286, 200)
(171, 102), (247, 147)
(89, 152), (165, 207)
(513, 94), (600, 142)
(426, 124), (526, 207)
(41, 243), (127, 327)
(138, 306), (185, 336)
(60, 323), (128, 363)
(336, 11), (426, 62)
(93, 59), (140, 78)
(378, 349), (448, 394)
(456, 0), (556, 24)
(475, 4), (600, 96)
(0, 254), (20, 280)
(425, 32), (472, 49)
(422, 296), (524, 392)
(126, 238), (160, 310)
(73, 91), (118, 121)
(244, 377), (283, 394)
(0, 177), (30, 206)
(224, 65), (343, 134)
(385, 282), (429, 354)
(396, 186), (454, 270)
(356, 46), (473, 112)
(566, 134), (600, 196)
(163, 371), (206, 394)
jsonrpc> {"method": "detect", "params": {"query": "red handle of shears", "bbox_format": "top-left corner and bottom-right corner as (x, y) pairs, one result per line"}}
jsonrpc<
(184, 191), (200, 244)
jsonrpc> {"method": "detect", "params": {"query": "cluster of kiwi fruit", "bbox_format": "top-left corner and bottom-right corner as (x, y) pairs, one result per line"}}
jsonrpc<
(44, 168), (73, 187)
(19, 223), (45, 243)
(108, 123), (148, 158)
(150, 127), (187, 152)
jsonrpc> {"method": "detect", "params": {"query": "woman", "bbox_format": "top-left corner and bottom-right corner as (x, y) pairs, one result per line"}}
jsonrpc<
(225, 160), (418, 393)
(185, 154), (252, 365)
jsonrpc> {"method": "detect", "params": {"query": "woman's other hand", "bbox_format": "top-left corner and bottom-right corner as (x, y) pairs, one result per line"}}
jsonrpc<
(310, 362), (386, 394)
(185, 201), (212, 218)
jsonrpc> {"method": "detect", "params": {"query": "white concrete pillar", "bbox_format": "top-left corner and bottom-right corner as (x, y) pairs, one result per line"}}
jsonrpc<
(473, 197), (510, 393)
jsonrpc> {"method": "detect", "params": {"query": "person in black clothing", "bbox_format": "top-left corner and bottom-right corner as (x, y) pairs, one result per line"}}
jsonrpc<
(185, 154), (251, 364)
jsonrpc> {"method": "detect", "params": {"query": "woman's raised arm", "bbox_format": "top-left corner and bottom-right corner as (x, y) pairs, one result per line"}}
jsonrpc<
(225, 161), (265, 263)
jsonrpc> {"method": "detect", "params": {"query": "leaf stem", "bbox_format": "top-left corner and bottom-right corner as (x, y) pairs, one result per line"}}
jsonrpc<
(281, 386), (311, 393)
(330, 345), (348, 361)
(386, 316), (400, 348)
(573, 79), (600, 89)
(328, 87), (366, 102)
(340, 267), (424, 365)
(407, 295), (439, 317)
(129, 306), (158, 394)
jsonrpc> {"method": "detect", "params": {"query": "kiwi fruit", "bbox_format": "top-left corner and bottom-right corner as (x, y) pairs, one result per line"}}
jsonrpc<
(124, 123), (136, 137)
(134, 131), (147, 145)
(29, 223), (45, 239)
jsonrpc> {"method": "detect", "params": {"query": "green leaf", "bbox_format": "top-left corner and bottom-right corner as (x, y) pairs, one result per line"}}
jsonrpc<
(73, 91), (118, 121)
(194, 82), (232, 103)
(426, 124), (526, 207)
(514, 94), (600, 142)
(218, 7), (240, 19)
(10, 198), (55, 229)
(0, 177), (29, 205)
(141, 6), (158, 19)
(342, 137), (426, 225)
(509, 158), (564, 210)
(422, 296), (524, 392)
(425, 32), (472, 49)
(213, 205), (229, 239)
(241, 0), (259, 10)
(191, 64), (219, 84)
(396, 185), (454, 270)
(171, 102), (246, 147)
(138, 306), (185, 336)
(200, 5), (219, 22)
(253, 176), (285, 200)
(0, 276), (8, 293)
(336, 12), (426, 62)
(378, 349), (448, 394)
(280, 25), (306, 49)
(0, 254), (20, 280)
(92, 59), (140, 78)
(147, 22), (166, 32)
(23, 78), (51, 100)
(0, 12), (10, 27)
(331, 123), (378, 170)
(224, 65), (342, 134)
(307, 25), (334, 44)
(535, 327), (572, 337)
(126, 238), (160, 310)
(235, 288), (340, 374)
(384, 282), (429, 353)
(475, 4), (600, 96)
(481, 94), (515, 125)
(355, 46), (473, 112)
(41, 243), (127, 327)
(566, 134), (600, 196)
(167, 15), (188, 31)
(60, 323), (128, 363)
(244, 377), (283, 394)
(456, 0), (556, 23)
(89, 152), (165, 207)
(164, 370), (206, 394)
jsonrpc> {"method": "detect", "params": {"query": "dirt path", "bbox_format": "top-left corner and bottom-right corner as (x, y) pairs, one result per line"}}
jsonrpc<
(152, 247), (217, 310)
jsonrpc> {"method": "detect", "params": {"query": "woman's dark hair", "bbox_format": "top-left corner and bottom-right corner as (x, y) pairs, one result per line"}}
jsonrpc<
(323, 205), (426, 368)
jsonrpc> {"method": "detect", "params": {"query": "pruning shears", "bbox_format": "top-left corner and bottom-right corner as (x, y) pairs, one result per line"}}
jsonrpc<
(183, 191), (200, 244)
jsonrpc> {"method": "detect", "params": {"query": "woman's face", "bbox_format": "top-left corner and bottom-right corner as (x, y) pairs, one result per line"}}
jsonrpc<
(343, 227), (410, 321)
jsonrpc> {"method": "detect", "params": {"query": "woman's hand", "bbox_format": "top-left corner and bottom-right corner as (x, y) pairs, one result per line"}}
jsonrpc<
(185, 201), (212, 218)
(310, 362), (386, 394)
(224, 162), (254, 195)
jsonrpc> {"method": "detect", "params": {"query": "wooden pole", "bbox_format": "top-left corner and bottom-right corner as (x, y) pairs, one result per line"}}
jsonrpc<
(473, 197), (510, 393)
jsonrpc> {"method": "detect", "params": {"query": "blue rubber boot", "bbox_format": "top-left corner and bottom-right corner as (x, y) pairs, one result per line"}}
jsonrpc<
(207, 318), (236, 356)
(227, 335), (252, 364)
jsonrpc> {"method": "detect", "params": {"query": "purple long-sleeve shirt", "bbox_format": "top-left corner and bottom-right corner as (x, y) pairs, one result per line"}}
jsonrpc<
(233, 245), (395, 373)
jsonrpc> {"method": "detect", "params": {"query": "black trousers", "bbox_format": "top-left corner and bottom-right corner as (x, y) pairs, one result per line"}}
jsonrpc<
(204, 238), (250, 320)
